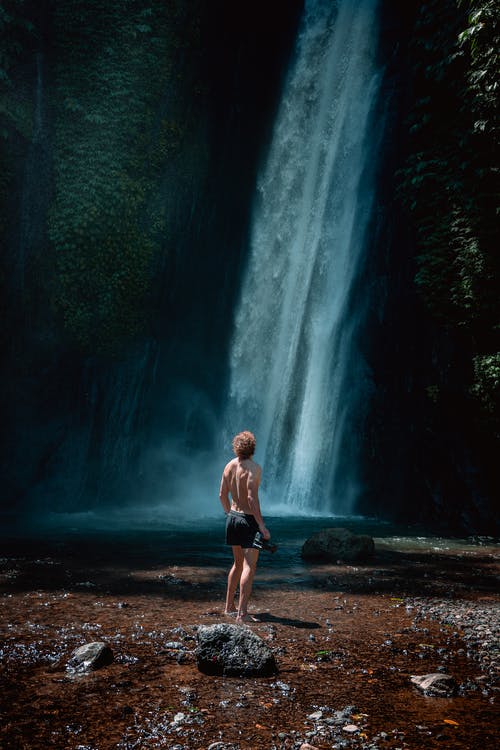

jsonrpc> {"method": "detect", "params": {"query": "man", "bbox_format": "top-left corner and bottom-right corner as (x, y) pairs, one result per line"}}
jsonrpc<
(219, 430), (271, 625)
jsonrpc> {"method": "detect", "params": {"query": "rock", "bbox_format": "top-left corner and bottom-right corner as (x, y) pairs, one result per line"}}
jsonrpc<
(307, 710), (323, 721)
(343, 724), (360, 733)
(301, 527), (375, 563)
(299, 744), (320, 750)
(196, 623), (277, 677)
(411, 673), (457, 697)
(67, 641), (114, 673)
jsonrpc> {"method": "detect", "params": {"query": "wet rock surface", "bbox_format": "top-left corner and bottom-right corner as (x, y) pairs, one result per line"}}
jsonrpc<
(301, 527), (375, 563)
(0, 532), (498, 749)
(196, 623), (277, 676)
(67, 641), (114, 674)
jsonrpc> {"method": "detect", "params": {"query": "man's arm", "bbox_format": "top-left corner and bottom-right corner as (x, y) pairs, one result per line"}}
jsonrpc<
(219, 471), (231, 514)
(247, 466), (270, 539)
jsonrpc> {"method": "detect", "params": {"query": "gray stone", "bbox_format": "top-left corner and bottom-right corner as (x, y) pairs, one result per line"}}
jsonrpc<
(196, 623), (277, 677)
(343, 724), (360, 733)
(410, 672), (457, 697)
(301, 527), (375, 563)
(307, 710), (323, 721)
(67, 641), (114, 673)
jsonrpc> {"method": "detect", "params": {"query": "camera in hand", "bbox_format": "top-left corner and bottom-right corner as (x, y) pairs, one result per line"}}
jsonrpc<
(253, 531), (278, 553)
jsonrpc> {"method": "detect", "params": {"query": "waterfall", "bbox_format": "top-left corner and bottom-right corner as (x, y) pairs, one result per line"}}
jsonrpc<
(224, 0), (384, 515)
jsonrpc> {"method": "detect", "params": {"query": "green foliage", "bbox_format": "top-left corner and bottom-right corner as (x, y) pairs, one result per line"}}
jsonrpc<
(471, 353), (500, 434)
(458, 0), (498, 129)
(398, 0), (499, 432)
(46, 0), (206, 354)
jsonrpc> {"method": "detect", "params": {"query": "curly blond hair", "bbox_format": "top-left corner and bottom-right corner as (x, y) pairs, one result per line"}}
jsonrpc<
(232, 430), (256, 459)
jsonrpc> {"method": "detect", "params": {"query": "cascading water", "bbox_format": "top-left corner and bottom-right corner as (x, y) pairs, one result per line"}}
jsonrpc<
(224, 0), (385, 515)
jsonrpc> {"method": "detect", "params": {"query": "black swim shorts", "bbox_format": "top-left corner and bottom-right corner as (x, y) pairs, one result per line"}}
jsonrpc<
(225, 510), (259, 548)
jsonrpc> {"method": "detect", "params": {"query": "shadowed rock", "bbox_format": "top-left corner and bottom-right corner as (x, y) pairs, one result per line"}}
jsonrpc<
(411, 672), (457, 697)
(196, 623), (277, 677)
(301, 527), (375, 563)
(67, 641), (114, 673)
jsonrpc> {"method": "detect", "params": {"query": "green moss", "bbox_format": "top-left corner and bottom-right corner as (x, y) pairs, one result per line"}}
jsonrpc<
(46, 0), (205, 354)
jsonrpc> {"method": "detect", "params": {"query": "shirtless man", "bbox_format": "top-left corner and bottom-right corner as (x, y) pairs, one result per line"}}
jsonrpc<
(219, 430), (271, 625)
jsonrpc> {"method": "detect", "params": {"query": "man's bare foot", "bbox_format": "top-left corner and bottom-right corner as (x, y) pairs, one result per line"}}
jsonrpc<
(236, 613), (260, 625)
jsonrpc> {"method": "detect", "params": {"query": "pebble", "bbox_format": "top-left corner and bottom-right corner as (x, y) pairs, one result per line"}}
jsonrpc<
(343, 724), (360, 733)
(307, 710), (323, 721)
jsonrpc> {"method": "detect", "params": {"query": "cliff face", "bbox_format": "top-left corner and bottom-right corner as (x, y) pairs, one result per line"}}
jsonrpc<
(0, 0), (303, 510)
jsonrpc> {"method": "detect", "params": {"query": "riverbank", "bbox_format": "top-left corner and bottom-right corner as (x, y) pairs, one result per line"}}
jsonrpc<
(0, 527), (498, 749)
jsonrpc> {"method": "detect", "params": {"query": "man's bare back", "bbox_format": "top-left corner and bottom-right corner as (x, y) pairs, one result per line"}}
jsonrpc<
(222, 457), (262, 515)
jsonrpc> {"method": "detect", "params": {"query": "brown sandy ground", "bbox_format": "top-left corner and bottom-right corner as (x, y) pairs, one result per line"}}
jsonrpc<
(0, 537), (498, 750)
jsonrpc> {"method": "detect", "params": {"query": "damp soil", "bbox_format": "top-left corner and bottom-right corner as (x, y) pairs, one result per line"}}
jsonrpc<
(0, 530), (498, 750)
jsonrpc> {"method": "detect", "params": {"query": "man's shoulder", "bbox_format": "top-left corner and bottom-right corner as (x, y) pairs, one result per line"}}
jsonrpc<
(249, 459), (262, 474)
(224, 458), (237, 473)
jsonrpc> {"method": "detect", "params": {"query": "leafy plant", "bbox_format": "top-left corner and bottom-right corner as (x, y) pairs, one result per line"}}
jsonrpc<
(398, 0), (499, 433)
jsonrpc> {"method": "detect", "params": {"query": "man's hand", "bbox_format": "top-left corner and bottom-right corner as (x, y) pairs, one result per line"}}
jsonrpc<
(259, 525), (271, 540)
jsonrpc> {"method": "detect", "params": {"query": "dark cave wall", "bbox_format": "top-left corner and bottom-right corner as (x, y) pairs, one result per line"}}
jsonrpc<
(0, 0), (304, 510)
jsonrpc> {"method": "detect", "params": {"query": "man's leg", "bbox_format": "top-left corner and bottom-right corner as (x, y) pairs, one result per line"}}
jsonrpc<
(236, 547), (260, 624)
(225, 546), (243, 614)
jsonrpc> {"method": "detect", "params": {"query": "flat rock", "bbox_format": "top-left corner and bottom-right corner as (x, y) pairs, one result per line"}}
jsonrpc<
(301, 527), (374, 563)
(411, 672), (457, 697)
(196, 623), (277, 677)
(67, 641), (114, 673)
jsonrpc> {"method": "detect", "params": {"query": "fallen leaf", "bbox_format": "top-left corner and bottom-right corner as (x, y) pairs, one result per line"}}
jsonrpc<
(255, 723), (267, 730)
(444, 719), (459, 726)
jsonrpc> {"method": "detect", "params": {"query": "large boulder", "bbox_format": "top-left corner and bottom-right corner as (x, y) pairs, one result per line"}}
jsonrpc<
(301, 527), (374, 563)
(67, 642), (114, 674)
(196, 623), (277, 677)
